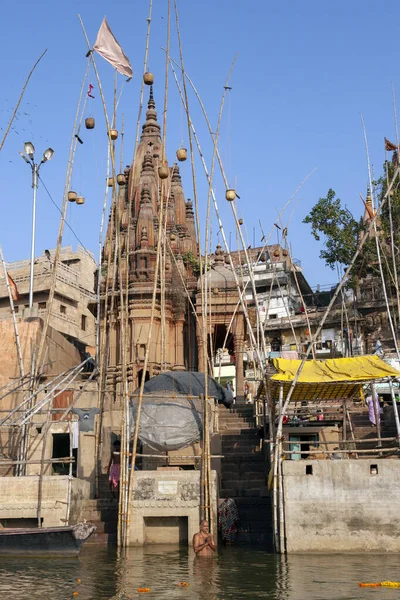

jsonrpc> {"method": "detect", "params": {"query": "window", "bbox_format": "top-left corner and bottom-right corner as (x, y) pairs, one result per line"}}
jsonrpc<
(81, 314), (87, 331)
(38, 302), (46, 310)
(60, 305), (66, 315)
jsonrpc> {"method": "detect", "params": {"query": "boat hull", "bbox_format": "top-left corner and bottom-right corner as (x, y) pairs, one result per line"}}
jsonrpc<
(0, 522), (96, 556)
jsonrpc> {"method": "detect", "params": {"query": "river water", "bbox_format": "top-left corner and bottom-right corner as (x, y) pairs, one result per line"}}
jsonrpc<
(2, 545), (400, 599)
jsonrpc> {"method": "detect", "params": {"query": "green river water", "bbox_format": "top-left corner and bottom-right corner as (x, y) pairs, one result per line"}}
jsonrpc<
(2, 545), (400, 599)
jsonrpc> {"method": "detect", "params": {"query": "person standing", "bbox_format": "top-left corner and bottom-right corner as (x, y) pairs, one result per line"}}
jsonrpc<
(218, 498), (239, 544)
(366, 390), (382, 427)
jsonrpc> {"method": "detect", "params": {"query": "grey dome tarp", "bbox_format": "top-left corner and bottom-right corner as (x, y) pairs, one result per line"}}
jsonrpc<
(129, 371), (233, 452)
(133, 371), (234, 407)
(129, 394), (203, 452)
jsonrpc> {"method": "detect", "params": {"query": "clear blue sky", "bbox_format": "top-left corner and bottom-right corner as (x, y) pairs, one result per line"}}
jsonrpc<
(1, 0), (399, 288)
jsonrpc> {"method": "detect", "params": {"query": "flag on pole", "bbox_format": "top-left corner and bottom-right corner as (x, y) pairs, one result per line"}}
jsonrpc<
(93, 18), (133, 80)
(385, 137), (398, 152)
(7, 272), (20, 301)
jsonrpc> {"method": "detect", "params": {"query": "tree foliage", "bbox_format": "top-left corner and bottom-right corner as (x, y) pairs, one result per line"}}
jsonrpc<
(302, 189), (360, 270)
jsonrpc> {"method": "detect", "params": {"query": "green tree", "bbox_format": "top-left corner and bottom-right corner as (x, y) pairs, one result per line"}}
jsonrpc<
(302, 189), (360, 270)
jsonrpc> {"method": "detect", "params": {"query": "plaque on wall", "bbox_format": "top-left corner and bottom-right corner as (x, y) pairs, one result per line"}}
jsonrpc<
(158, 480), (178, 495)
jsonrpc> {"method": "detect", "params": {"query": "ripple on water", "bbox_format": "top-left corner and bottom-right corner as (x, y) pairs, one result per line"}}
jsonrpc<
(1, 545), (400, 599)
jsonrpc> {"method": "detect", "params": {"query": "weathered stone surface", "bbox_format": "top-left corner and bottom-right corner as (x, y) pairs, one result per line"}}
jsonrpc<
(283, 459), (400, 552)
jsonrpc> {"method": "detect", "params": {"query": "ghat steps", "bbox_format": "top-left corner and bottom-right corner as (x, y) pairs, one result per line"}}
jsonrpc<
(219, 404), (273, 546)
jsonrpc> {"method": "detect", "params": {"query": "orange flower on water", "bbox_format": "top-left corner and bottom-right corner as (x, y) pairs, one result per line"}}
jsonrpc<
(178, 582), (190, 587)
(72, 593), (79, 597)
(137, 588), (150, 593)
(77, 579), (81, 584)
(359, 583), (381, 587)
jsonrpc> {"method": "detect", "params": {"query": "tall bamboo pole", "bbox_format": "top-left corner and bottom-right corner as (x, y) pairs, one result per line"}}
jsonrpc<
(35, 60), (90, 377)
(361, 115), (400, 362)
(271, 167), (400, 550)
(0, 50), (47, 152)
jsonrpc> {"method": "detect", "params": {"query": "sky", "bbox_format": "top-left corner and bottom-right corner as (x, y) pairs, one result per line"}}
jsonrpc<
(1, 0), (400, 289)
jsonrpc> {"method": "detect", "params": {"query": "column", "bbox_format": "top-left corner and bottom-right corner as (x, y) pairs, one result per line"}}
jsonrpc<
(234, 334), (244, 398)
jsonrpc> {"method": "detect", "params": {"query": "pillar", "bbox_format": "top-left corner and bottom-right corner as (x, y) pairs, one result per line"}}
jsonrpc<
(234, 334), (244, 397)
(175, 320), (185, 370)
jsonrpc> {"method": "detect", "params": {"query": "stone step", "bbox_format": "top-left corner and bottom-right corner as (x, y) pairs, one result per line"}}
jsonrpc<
(234, 497), (271, 506)
(235, 531), (273, 546)
(81, 509), (118, 522)
(220, 431), (259, 440)
(221, 444), (261, 453)
(221, 478), (266, 490)
(220, 488), (263, 498)
(84, 520), (117, 534)
(221, 468), (267, 479)
(219, 422), (256, 428)
(86, 532), (117, 546)
(222, 455), (266, 464)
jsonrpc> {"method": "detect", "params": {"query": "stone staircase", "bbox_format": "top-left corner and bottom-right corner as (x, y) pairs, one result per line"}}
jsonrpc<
(82, 475), (118, 546)
(219, 404), (273, 547)
(347, 406), (398, 454)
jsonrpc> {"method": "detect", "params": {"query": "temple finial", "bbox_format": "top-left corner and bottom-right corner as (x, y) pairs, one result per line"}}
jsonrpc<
(148, 85), (155, 109)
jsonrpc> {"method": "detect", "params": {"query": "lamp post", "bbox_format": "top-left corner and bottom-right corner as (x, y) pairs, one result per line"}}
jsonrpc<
(19, 142), (54, 309)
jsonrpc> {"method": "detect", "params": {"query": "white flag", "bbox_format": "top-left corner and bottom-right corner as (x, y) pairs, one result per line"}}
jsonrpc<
(93, 17), (133, 79)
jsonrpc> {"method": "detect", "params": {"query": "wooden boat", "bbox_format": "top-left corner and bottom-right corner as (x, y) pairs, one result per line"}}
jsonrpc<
(0, 522), (96, 556)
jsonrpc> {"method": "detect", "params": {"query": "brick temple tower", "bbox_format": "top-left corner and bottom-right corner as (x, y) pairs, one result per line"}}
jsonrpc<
(100, 86), (198, 392)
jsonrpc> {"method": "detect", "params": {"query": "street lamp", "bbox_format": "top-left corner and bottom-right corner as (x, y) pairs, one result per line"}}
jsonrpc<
(19, 142), (54, 310)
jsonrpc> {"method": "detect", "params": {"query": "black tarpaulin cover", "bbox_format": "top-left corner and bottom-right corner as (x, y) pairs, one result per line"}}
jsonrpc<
(129, 371), (233, 452)
(133, 371), (233, 406)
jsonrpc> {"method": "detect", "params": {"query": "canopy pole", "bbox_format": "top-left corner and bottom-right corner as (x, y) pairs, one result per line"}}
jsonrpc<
(278, 436), (286, 554)
(389, 380), (400, 444)
(342, 400), (347, 449)
(273, 384), (283, 553)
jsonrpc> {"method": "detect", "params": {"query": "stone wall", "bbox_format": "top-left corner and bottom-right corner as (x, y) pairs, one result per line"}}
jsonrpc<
(283, 459), (400, 552)
(129, 470), (218, 546)
(0, 476), (90, 527)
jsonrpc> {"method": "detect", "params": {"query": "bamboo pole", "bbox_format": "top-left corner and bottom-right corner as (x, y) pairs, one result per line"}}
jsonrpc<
(0, 361), (87, 426)
(278, 437), (285, 553)
(273, 385), (283, 552)
(283, 447), (398, 456)
(342, 400), (347, 445)
(134, 0), (153, 156)
(0, 50), (47, 152)
(345, 407), (358, 459)
(280, 437), (397, 446)
(0, 246), (28, 476)
(172, 0), (211, 533)
(361, 115), (400, 362)
(78, 16), (124, 521)
(37, 389), (53, 527)
(0, 457), (75, 466)
(126, 174), (169, 546)
(271, 166), (400, 509)
(16, 360), (88, 427)
(65, 421), (73, 525)
(0, 247), (25, 380)
(35, 59), (91, 376)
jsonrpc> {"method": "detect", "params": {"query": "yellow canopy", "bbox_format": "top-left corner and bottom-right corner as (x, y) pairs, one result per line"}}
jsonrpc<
(269, 355), (400, 402)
